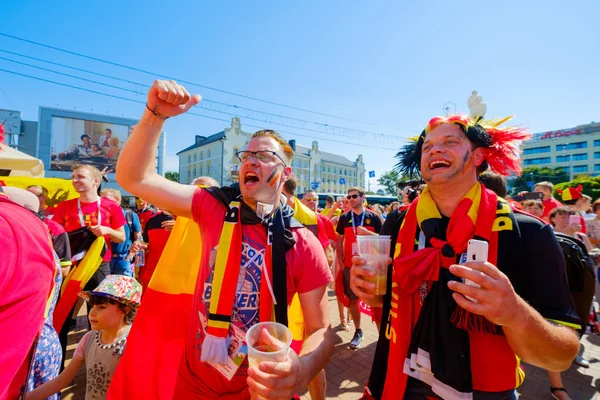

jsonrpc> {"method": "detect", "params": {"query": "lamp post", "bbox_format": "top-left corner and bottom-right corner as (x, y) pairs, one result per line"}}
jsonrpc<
(562, 143), (574, 181)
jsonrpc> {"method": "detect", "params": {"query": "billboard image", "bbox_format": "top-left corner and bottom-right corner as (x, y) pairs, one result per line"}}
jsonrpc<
(50, 116), (129, 172)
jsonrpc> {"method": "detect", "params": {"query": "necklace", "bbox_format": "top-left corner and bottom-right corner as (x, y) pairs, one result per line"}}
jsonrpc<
(95, 330), (127, 356)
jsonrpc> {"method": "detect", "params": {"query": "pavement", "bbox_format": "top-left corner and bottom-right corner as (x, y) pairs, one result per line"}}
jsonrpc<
(60, 291), (600, 400)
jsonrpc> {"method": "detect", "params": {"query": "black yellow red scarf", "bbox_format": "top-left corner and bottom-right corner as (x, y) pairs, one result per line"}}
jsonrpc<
(382, 183), (499, 399)
(201, 187), (297, 364)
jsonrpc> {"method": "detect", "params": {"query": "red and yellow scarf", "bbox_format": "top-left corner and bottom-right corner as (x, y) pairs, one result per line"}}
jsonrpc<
(201, 200), (276, 364)
(382, 182), (499, 398)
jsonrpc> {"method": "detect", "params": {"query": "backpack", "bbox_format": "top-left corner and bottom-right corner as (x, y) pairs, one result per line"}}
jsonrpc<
(125, 210), (137, 244)
(554, 232), (597, 335)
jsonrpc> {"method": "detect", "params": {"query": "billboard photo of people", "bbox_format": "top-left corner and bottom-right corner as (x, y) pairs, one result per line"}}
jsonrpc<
(50, 117), (129, 172)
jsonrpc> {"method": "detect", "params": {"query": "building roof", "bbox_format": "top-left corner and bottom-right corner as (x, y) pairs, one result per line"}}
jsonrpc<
(295, 144), (356, 166)
(176, 131), (225, 155)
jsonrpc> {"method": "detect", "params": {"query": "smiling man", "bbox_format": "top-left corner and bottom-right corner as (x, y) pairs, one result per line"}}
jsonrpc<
(115, 80), (333, 399)
(351, 115), (580, 400)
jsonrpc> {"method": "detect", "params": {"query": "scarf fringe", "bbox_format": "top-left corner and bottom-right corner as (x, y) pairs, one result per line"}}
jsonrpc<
(450, 306), (503, 335)
(200, 333), (229, 364)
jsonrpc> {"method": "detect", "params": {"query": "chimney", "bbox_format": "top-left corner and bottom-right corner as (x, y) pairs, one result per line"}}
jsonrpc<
(289, 139), (296, 151)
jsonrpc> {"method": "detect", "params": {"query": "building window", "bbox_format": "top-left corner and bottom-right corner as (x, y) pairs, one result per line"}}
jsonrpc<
(556, 142), (587, 151)
(595, 140), (600, 147)
(573, 165), (588, 173)
(193, 154), (197, 162)
(193, 167), (197, 177)
(523, 157), (551, 165)
(595, 164), (600, 171)
(188, 155), (191, 164)
(556, 155), (570, 162)
(232, 147), (239, 164)
(595, 152), (600, 159)
(523, 146), (551, 155)
(200, 151), (204, 160)
(208, 149), (211, 158)
(207, 160), (211, 175)
(199, 162), (204, 175)
(572, 153), (588, 161)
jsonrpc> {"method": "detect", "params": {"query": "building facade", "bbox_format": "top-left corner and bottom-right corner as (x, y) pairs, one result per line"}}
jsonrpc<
(177, 117), (366, 193)
(521, 121), (600, 177)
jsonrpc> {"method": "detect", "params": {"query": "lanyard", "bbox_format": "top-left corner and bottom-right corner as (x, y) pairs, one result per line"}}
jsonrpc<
(351, 210), (366, 237)
(78, 197), (101, 227)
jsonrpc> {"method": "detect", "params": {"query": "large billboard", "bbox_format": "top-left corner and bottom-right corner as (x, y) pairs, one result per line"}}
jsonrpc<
(50, 116), (129, 172)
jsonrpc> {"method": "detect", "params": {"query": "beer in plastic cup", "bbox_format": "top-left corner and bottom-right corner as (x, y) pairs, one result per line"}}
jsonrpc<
(356, 235), (391, 295)
(246, 322), (292, 369)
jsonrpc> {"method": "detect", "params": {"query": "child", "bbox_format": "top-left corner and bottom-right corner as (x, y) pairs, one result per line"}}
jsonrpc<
(89, 143), (105, 157)
(26, 275), (141, 400)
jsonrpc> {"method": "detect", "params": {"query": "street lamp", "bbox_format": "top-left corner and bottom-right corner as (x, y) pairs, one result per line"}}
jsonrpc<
(561, 143), (574, 181)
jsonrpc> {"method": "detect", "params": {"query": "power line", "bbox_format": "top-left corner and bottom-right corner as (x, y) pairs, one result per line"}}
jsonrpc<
(0, 67), (400, 151)
(0, 53), (411, 142)
(0, 32), (406, 130)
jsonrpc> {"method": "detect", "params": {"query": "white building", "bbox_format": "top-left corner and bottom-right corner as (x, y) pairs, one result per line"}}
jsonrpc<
(177, 118), (365, 193)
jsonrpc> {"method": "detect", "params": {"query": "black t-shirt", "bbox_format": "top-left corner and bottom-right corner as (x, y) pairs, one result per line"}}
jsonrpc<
(336, 209), (383, 266)
(367, 208), (580, 399)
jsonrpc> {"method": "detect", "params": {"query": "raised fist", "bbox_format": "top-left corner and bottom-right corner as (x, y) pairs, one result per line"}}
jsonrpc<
(147, 80), (202, 118)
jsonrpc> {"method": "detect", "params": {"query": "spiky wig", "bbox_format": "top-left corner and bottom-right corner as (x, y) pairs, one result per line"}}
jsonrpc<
(394, 114), (530, 179)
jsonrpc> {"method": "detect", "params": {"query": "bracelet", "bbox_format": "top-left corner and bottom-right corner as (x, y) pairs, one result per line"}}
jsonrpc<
(146, 103), (170, 120)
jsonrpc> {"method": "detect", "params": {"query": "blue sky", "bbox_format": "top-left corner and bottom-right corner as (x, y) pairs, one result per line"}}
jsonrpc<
(1, 1), (598, 190)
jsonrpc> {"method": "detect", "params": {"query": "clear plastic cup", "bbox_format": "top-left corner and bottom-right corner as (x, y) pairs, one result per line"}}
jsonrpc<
(246, 322), (292, 369)
(356, 235), (391, 295)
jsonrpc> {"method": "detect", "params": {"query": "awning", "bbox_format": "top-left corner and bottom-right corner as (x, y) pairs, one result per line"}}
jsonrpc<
(0, 143), (45, 177)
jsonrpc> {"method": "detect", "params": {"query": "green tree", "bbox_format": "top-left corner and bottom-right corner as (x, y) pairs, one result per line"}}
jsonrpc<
(165, 171), (180, 183)
(509, 166), (569, 194)
(377, 170), (400, 196)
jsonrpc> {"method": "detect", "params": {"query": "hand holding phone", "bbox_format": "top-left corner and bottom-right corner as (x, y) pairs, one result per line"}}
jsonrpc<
(463, 239), (489, 303)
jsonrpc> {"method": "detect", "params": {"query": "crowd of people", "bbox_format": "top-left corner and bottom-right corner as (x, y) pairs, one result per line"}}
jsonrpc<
(1, 80), (598, 400)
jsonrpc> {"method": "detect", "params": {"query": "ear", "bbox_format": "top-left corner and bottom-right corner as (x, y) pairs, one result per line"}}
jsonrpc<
(280, 165), (293, 182)
(473, 147), (486, 167)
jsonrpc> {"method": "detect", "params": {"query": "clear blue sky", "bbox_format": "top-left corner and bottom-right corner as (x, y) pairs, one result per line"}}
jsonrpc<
(1, 1), (598, 190)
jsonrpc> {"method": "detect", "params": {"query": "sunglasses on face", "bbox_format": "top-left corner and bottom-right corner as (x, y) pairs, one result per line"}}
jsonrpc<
(347, 194), (361, 199)
(305, 197), (318, 201)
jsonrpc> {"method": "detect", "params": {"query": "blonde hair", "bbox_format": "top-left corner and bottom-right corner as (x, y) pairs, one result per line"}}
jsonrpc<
(100, 188), (122, 203)
(109, 137), (120, 146)
(71, 164), (103, 183)
(250, 130), (294, 164)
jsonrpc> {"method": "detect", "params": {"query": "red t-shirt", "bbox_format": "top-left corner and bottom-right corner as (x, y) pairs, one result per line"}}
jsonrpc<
(336, 210), (382, 267)
(52, 197), (126, 261)
(541, 197), (563, 220)
(317, 213), (337, 243)
(0, 196), (54, 399)
(175, 189), (332, 398)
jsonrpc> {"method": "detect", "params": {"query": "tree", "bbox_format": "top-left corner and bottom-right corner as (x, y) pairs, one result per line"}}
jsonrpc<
(508, 166), (569, 194)
(164, 171), (179, 183)
(377, 170), (400, 196)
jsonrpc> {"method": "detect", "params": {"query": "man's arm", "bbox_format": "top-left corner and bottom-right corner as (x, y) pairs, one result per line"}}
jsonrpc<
(90, 225), (126, 243)
(116, 80), (201, 219)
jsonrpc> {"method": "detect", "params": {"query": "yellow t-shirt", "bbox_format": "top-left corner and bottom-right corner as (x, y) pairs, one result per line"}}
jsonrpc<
(320, 207), (342, 218)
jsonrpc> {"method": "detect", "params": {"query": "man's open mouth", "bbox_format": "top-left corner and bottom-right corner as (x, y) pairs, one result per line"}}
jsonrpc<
(428, 160), (451, 170)
(243, 172), (260, 184)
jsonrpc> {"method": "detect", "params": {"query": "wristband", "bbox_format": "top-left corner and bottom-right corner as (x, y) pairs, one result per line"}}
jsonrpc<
(146, 103), (170, 120)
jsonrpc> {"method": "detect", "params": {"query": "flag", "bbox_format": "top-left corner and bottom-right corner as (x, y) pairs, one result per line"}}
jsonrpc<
(108, 216), (201, 400)
(368, 171), (376, 178)
(53, 236), (104, 332)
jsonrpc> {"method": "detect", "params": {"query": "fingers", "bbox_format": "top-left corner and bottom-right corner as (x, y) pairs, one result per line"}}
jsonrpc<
(349, 265), (378, 299)
(450, 262), (502, 283)
(447, 280), (491, 304)
(150, 79), (200, 108)
(452, 292), (486, 315)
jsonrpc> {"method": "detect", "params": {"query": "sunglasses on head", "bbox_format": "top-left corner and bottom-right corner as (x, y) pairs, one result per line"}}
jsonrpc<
(347, 194), (361, 199)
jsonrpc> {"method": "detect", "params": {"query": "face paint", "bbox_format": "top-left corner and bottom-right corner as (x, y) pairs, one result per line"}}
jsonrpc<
(267, 167), (281, 187)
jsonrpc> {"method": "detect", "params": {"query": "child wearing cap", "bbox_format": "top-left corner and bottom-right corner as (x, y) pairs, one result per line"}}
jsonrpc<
(27, 275), (141, 400)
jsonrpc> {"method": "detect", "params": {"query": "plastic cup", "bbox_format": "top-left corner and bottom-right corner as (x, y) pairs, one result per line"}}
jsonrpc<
(246, 322), (292, 370)
(356, 235), (391, 295)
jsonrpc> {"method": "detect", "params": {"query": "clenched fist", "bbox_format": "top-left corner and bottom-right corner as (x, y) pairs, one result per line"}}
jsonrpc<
(147, 80), (202, 118)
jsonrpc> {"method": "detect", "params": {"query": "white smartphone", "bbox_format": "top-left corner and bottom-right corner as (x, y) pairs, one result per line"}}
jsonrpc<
(463, 239), (488, 303)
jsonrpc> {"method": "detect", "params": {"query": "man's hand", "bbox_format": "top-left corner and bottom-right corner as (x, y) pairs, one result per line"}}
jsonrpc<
(90, 225), (110, 237)
(448, 262), (523, 327)
(247, 348), (305, 400)
(161, 219), (176, 231)
(130, 241), (148, 252)
(147, 80), (202, 118)
(349, 256), (387, 307)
